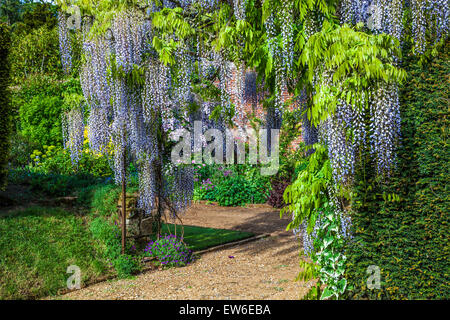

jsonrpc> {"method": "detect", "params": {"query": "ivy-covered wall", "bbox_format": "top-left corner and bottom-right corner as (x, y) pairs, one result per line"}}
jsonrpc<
(0, 23), (11, 190)
(345, 41), (449, 299)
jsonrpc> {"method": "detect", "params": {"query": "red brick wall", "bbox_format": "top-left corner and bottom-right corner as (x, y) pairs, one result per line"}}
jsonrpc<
(222, 62), (303, 149)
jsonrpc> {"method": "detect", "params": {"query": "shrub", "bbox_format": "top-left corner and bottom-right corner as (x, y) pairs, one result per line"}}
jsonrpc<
(214, 175), (248, 206)
(21, 3), (57, 32)
(90, 217), (141, 278)
(8, 168), (104, 197)
(113, 254), (141, 278)
(8, 132), (39, 168)
(193, 164), (270, 206)
(214, 174), (269, 206)
(193, 178), (218, 201)
(8, 141), (114, 197)
(29, 145), (113, 178)
(19, 95), (64, 147)
(144, 234), (194, 268)
(241, 163), (271, 198)
(9, 25), (60, 82)
(192, 163), (217, 183)
(0, 23), (11, 190)
(12, 76), (82, 147)
(267, 179), (291, 208)
(81, 183), (121, 216)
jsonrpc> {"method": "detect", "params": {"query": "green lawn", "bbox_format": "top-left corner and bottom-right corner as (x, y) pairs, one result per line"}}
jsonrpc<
(159, 223), (255, 251)
(0, 206), (110, 300)
(0, 205), (255, 300)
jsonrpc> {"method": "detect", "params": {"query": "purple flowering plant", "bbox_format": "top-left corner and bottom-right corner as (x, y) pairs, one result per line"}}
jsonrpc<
(223, 170), (232, 177)
(143, 234), (194, 268)
(200, 178), (215, 191)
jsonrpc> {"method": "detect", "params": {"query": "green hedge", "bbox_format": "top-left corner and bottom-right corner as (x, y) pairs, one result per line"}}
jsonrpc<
(345, 41), (449, 299)
(0, 23), (11, 190)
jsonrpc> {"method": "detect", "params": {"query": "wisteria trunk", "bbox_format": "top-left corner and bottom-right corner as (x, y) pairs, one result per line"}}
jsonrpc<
(155, 165), (162, 241)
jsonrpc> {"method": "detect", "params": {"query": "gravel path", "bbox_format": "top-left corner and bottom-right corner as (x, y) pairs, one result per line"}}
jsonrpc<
(53, 203), (308, 300)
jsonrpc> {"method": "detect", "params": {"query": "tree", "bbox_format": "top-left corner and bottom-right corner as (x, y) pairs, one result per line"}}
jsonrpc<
(9, 25), (61, 81)
(58, 3), (196, 254)
(22, 2), (57, 32)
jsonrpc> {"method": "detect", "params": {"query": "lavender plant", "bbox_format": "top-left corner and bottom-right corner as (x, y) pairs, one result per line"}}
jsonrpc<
(144, 234), (194, 267)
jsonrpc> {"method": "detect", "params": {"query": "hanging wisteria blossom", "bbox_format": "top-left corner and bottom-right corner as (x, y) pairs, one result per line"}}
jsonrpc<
(234, 0), (247, 21)
(295, 205), (352, 258)
(81, 39), (112, 154)
(59, 5), (200, 220)
(369, 82), (401, 177)
(339, 0), (448, 53)
(321, 101), (356, 185)
(62, 106), (85, 166)
(176, 43), (194, 110)
(164, 165), (195, 218)
(280, 0), (294, 78)
(143, 58), (173, 132)
(58, 11), (72, 74)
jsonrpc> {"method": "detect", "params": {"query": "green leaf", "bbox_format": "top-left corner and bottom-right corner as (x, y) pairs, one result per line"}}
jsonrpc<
(320, 287), (335, 300)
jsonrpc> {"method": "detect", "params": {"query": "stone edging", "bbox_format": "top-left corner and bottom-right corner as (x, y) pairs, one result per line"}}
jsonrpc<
(194, 233), (271, 256)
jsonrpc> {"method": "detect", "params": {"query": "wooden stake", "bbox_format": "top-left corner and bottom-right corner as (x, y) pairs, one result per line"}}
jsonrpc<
(121, 149), (126, 255)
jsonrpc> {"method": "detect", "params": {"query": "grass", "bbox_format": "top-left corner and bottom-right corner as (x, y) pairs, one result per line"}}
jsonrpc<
(0, 179), (256, 300)
(0, 203), (255, 300)
(0, 206), (110, 300)
(158, 223), (255, 251)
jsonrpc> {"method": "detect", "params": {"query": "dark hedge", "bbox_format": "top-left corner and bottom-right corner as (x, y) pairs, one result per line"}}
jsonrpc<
(267, 179), (291, 208)
(345, 40), (449, 299)
(0, 23), (11, 190)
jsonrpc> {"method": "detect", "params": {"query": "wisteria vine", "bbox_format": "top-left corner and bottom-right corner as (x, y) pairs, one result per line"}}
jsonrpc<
(60, 5), (198, 224)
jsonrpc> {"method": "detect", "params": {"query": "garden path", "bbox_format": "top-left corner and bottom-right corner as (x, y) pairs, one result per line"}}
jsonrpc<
(54, 203), (309, 300)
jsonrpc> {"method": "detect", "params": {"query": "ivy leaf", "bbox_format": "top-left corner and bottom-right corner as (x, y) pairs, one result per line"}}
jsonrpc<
(337, 278), (347, 294)
(320, 287), (335, 300)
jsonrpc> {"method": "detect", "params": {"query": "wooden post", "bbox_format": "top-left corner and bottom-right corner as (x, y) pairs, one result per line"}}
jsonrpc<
(121, 149), (126, 254)
(157, 200), (161, 240)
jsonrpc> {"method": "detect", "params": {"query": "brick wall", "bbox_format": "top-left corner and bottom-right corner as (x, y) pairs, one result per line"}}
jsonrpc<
(222, 62), (304, 149)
